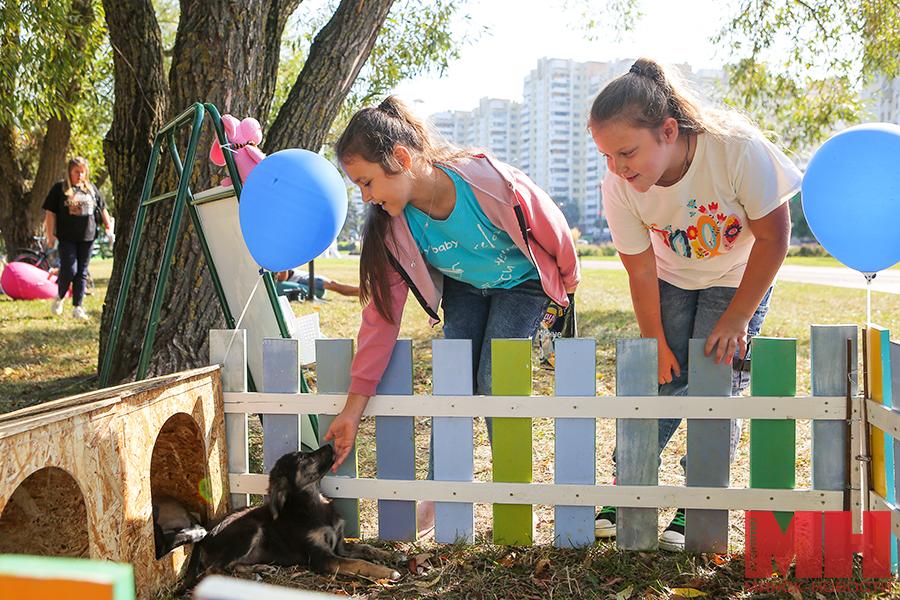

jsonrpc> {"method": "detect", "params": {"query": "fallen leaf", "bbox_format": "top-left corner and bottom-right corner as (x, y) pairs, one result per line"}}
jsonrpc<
(534, 558), (551, 577)
(788, 584), (803, 600)
(616, 584), (634, 600)
(604, 577), (624, 588)
(670, 588), (706, 598)
(415, 574), (442, 588)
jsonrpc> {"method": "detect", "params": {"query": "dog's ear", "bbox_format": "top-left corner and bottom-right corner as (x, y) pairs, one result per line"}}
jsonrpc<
(269, 475), (291, 520)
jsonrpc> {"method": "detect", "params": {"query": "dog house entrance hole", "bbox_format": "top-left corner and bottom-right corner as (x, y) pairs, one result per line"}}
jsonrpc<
(150, 413), (210, 525)
(0, 467), (89, 557)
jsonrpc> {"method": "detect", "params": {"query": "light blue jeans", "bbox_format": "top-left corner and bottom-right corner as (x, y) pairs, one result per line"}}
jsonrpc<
(427, 277), (551, 479)
(614, 280), (773, 473)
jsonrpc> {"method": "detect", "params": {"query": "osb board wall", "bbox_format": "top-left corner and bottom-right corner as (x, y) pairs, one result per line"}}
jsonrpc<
(0, 365), (229, 600)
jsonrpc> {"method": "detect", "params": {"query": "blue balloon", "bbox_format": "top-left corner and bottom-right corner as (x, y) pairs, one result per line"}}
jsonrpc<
(239, 149), (348, 272)
(802, 122), (900, 273)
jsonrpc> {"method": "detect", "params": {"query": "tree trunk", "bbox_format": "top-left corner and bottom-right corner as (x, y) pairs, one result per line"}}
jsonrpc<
(100, 0), (393, 384)
(99, 0), (169, 382)
(265, 0), (395, 153)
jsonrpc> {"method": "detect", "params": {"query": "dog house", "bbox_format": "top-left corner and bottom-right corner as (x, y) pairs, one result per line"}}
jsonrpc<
(0, 366), (229, 599)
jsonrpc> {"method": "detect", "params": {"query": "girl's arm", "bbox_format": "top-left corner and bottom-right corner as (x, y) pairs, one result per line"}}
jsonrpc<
(45, 210), (56, 248)
(619, 246), (680, 384)
(706, 202), (791, 363)
(324, 392), (370, 472)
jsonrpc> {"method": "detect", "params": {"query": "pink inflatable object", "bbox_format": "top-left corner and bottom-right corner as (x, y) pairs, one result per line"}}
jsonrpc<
(209, 114), (266, 186)
(1, 261), (67, 300)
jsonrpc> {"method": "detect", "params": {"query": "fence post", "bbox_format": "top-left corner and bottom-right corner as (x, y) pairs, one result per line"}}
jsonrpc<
(315, 338), (359, 538)
(616, 338), (659, 550)
(433, 339), (475, 544)
(375, 339), (416, 541)
(262, 338), (302, 474)
(210, 329), (248, 509)
(749, 336), (797, 530)
(554, 338), (597, 548)
(684, 338), (732, 552)
(810, 325), (856, 498)
(492, 338), (533, 545)
(891, 340), (900, 570)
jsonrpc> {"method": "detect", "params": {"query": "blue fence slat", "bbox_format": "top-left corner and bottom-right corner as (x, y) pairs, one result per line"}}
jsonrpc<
(433, 339), (475, 544)
(376, 339), (416, 541)
(315, 338), (359, 538)
(554, 338), (597, 548)
(685, 338), (731, 552)
(615, 338), (659, 551)
(262, 338), (302, 474)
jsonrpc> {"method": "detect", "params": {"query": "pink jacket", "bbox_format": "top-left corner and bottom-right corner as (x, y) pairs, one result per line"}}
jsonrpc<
(349, 154), (580, 397)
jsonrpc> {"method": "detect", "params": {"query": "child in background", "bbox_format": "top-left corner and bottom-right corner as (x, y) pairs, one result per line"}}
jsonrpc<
(588, 58), (802, 550)
(324, 97), (579, 535)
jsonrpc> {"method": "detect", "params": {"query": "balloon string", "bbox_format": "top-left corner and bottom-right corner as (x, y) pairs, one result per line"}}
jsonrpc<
(222, 271), (264, 370)
(863, 272), (875, 326)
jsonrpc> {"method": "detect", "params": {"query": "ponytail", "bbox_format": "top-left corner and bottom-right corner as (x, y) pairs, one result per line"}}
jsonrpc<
(589, 58), (755, 140)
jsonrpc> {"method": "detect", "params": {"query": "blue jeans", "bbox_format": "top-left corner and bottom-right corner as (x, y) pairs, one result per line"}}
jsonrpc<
(427, 277), (551, 479)
(57, 239), (94, 307)
(614, 280), (773, 473)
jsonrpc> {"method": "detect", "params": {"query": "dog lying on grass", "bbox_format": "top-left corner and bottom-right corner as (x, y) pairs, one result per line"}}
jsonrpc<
(180, 445), (404, 591)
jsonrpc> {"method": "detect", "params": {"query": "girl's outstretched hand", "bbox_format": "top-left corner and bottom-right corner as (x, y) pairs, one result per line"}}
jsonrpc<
(705, 313), (749, 365)
(658, 339), (681, 385)
(323, 393), (369, 473)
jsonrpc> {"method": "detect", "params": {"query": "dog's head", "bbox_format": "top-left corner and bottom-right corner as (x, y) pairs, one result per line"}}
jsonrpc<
(268, 445), (335, 520)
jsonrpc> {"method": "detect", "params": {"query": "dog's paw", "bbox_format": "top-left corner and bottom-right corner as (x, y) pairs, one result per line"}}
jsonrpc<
(390, 552), (409, 567)
(387, 568), (401, 581)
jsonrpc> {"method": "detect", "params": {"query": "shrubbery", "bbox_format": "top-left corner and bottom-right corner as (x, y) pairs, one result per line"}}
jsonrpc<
(576, 243), (618, 257)
(787, 243), (830, 258)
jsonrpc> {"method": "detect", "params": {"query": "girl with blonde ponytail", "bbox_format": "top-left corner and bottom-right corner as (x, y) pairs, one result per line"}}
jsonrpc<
(588, 58), (802, 549)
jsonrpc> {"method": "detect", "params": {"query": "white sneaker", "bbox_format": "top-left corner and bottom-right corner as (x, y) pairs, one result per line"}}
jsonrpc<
(72, 306), (89, 320)
(50, 296), (64, 316)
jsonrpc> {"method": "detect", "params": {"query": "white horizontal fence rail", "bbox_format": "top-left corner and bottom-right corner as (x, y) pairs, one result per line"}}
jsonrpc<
(222, 393), (846, 420)
(211, 324), (859, 552)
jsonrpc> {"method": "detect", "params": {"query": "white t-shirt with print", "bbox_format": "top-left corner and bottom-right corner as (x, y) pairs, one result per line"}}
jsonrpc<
(601, 130), (803, 290)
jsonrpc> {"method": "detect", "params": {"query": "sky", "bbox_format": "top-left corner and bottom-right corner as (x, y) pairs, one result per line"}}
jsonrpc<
(391, 0), (730, 116)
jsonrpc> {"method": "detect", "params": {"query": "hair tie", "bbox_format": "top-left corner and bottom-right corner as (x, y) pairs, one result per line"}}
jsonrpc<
(629, 64), (644, 77)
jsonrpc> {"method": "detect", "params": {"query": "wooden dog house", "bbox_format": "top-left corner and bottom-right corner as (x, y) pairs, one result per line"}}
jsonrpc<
(0, 366), (229, 599)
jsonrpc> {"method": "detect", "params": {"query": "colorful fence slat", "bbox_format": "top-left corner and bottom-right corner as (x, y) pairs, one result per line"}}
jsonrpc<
(868, 325), (893, 504)
(315, 338), (360, 538)
(553, 338), (597, 548)
(211, 329), (249, 509)
(432, 339), (475, 544)
(749, 337), (797, 530)
(685, 339), (732, 552)
(375, 339), (416, 541)
(262, 338), (303, 473)
(491, 338), (534, 545)
(810, 325), (856, 497)
(615, 338), (658, 551)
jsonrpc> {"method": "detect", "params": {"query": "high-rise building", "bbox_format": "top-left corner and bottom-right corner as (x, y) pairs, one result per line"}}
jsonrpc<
(428, 57), (724, 238)
(431, 98), (522, 164)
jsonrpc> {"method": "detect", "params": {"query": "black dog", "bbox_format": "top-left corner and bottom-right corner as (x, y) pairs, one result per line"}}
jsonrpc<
(181, 445), (403, 590)
(153, 496), (207, 559)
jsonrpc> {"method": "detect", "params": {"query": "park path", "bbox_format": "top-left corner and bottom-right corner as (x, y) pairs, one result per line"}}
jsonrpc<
(579, 260), (900, 295)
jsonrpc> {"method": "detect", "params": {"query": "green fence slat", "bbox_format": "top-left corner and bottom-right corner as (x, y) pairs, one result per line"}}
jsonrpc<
(491, 338), (533, 545)
(749, 336), (797, 531)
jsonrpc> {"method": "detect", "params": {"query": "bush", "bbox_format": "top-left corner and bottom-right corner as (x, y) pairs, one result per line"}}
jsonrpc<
(577, 243), (618, 257)
(787, 243), (830, 258)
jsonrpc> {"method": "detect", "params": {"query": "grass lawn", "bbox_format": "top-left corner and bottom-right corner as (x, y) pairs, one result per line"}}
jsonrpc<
(1, 255), (897, 598)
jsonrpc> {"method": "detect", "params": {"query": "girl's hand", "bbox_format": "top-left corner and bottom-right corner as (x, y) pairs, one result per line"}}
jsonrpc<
(322, 392), (370, 473)
(323, 412), (361, 473)
(658, 339), (681, 384)
(705, 312), (749, 365)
